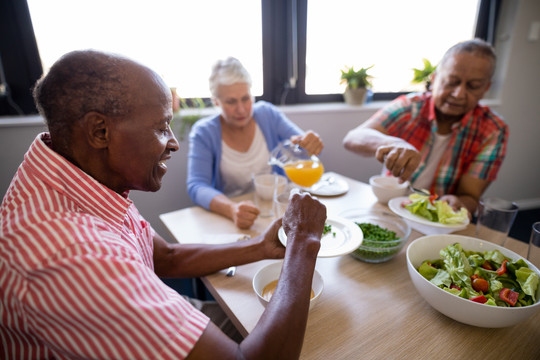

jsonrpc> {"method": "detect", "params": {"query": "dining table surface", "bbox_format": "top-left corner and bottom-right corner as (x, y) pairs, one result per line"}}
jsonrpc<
(160, 172), (540, 359)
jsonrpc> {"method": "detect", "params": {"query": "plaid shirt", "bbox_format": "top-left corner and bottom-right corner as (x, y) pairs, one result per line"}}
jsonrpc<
(371, 92), (508, 195)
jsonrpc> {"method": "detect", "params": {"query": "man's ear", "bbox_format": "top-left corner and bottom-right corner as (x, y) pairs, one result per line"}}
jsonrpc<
(83, 111), (109, 149)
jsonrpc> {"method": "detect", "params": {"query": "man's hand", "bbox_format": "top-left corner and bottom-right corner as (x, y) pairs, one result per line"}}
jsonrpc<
(259, 218), (287, 259)
(282, 190), (326, 251)
(290, 130), (324, 156)
(375, 141), (421, 182)
(231, 200), (260, 229)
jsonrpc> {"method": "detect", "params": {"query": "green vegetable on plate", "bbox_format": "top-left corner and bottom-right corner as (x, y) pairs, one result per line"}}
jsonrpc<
(404, 193), (468, 224)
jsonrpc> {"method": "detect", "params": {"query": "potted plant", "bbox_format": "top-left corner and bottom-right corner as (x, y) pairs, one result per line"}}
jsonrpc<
(170, 88), (208, 140)
(340, 65), (374, 105)
(411, 58), (436, 91)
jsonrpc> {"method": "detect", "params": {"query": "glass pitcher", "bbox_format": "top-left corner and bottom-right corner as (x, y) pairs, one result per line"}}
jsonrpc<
(268, 140), (324, 188)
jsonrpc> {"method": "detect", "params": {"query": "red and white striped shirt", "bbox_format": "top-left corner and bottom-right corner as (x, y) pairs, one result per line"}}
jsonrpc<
(0, 133), (209, 359)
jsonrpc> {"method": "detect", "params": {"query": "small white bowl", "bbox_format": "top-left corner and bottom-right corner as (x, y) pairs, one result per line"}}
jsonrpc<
(253, 261), (323, 310)
(369, 175), (409, 204)
(407, 234), (540, 328)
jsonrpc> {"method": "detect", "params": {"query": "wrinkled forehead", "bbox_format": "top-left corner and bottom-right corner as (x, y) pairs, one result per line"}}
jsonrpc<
(439, 52), (495, 78)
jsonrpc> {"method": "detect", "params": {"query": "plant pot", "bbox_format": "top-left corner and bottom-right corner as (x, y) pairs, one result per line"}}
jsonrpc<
(343, 87), (368, 106)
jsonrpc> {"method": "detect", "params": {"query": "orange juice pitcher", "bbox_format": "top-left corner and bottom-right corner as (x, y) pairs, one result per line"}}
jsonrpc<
(269, 140), (324, 188)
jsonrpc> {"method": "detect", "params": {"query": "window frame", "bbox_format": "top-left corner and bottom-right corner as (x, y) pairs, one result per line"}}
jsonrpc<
(0, 0), (500, 116)
(259, 0), (498, 105)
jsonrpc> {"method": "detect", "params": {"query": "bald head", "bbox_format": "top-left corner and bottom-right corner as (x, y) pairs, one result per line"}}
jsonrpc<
(32, 50), (163, 150)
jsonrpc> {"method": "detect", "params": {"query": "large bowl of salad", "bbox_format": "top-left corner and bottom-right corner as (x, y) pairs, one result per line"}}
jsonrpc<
(340, 209), (410, 263)
(407, 234), (540, 328)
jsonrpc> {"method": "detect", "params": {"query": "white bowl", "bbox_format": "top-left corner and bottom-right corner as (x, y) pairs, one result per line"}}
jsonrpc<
(369, 175), (409, 204)
(407, 234), (540, 328)
(253, 261), (323, 310)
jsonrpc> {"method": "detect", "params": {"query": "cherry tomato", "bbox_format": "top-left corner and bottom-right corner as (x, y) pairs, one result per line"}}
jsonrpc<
(472, 277), (489, 293)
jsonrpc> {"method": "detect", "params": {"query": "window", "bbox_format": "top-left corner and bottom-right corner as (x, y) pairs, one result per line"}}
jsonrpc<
(25, 0), (487, 106)
(305, 0), (480, 95)
(27, 0), (263, 99)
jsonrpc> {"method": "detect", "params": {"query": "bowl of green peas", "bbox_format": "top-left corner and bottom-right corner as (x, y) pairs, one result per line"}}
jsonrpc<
(339, 208), (411, 263)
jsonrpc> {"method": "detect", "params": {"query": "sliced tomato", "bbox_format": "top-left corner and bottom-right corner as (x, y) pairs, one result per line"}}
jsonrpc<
(470, 274), (479, 281)
(470, 295), (488, 304)
(428, 194), (438, 205)
(481, 261), (493, 270)
(401, 200), (412, 207)
(499, 288), (519, 306)
(496, 260), (508, 276)
(450, 284), (461, 290)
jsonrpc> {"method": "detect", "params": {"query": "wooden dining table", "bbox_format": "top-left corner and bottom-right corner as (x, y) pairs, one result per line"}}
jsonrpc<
(160, 173), (540, 359)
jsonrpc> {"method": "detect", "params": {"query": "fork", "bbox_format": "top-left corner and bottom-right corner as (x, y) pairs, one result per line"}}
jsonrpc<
(408, 183), (430, 196)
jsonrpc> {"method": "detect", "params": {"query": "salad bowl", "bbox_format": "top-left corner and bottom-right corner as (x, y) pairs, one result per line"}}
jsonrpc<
(407, 234), (540, 328)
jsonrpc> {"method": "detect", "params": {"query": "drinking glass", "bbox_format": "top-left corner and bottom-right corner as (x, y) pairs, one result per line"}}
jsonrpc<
(475, 197), (518, 246)
(252, 172), (287, 217)
(527, 222), (540, 268)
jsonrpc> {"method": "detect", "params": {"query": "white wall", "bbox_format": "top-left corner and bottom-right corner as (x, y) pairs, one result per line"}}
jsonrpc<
(1, 0), (539, 242)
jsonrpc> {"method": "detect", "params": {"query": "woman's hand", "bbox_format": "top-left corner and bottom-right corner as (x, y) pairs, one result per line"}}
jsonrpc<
(231, 200), (260, 229)
(291, 130), (324, 155)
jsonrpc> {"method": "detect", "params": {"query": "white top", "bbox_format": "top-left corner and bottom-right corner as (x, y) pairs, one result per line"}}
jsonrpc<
(412, 132), (451, 191)
(220, 124), (271, 197)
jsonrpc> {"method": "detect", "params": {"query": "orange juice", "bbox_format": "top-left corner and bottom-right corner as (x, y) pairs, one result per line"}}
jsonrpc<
(283, 160), (324, 187)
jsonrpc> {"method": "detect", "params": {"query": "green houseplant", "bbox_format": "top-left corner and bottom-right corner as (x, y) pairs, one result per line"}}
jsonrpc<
(340, 65), (374, 105)
(411, 58), (436, 91)
(170, 88), (207, 140)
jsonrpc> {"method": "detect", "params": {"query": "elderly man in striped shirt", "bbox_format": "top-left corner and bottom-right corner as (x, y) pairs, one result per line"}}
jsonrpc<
(0, 50), (326, 359)
(343, 39), (508, 216)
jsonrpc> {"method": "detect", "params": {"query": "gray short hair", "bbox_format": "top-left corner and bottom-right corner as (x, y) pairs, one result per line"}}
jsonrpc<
(33, 50), (134, 144)
(440, 38), (497, 77)
(209, 57), (252, 98)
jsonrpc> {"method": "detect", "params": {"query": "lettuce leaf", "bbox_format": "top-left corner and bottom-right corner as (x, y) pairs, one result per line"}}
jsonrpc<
(405, 194), (467, 224)
(516, 267), (539, 302)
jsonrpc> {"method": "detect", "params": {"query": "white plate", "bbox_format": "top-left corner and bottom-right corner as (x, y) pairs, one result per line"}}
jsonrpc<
(278, 215), (363, 257)
(388, 196), (469, 235)
(302, 173), (349, 197)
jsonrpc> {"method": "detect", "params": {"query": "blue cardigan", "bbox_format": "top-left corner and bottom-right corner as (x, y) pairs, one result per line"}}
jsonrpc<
(186, 101), (303, 209)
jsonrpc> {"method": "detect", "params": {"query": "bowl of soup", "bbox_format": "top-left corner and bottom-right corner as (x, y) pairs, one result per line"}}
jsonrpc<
(252, 261), (323, 310)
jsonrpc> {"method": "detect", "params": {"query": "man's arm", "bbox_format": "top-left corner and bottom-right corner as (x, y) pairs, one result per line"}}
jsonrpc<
(186, 191), (326, 359)
(440, 174), (491, 215)
(153, 218), (284, 278)
(343, 121), (421, 182)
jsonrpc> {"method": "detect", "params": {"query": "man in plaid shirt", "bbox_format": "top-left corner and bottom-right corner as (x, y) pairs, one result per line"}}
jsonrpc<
(343, 39), (507, 215)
